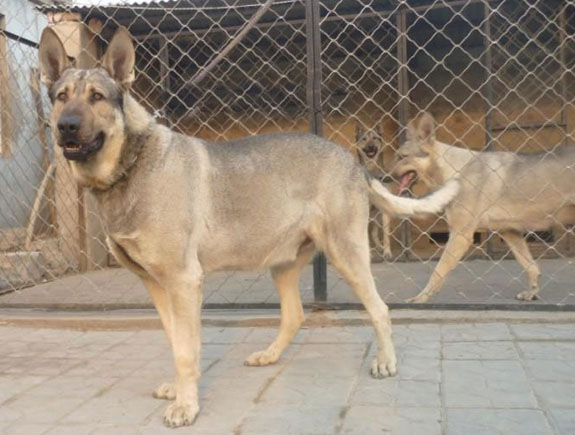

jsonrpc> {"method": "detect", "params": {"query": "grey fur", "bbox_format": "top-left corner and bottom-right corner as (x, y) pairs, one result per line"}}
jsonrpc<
(40, 26), (459, 428)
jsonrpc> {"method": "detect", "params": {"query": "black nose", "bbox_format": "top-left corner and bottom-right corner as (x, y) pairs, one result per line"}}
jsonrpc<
(57, 115), (81, 138)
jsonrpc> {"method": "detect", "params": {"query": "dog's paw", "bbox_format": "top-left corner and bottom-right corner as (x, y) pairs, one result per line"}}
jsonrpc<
(516, 290), (539, 302)
(383, 249), (393, 261)
(244, 349), (279, 366)
(163, 401), (199, 428)
(153, 381), (176, 400)
(370, 357), (397, 379)
(405, 293), (429, 303)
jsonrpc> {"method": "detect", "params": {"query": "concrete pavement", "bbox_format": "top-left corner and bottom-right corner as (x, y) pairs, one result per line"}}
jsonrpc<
(1, 311), (574, 434)
(2, 259), (575, 310)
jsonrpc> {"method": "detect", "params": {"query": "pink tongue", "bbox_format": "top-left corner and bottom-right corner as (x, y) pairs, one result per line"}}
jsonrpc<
(398, 172), (414, 194)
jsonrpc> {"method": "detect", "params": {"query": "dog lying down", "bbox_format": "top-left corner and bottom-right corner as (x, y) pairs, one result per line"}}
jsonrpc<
(39, 26), (459, 427)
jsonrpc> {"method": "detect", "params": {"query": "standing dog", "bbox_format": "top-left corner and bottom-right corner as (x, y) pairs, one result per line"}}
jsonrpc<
(39, 27), (458, 427)
(392, 112), (575, 303)
(356, 123), (393, 261)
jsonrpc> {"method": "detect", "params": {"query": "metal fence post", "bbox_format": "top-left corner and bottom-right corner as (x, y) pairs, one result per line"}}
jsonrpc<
(305, 0), (327, 303)
(397, 8), (412, 261)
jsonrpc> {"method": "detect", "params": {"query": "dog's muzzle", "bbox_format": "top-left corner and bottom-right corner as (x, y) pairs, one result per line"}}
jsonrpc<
(363, 145), (378, 158)
(59, 132), (105, 161)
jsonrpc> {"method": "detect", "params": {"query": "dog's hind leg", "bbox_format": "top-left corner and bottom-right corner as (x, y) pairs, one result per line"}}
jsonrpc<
(407, 228), (474, 303)
(325, 232), (397, 378)
(245, 244), (315, 366)
(369, 208), (392, 262)
(382, 211), (392, 260)
(499, 230), (541, 301)
(369, 212), (382, 262)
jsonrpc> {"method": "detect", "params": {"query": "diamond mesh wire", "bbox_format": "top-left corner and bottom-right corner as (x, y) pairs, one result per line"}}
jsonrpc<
(0, 0), (574, 308)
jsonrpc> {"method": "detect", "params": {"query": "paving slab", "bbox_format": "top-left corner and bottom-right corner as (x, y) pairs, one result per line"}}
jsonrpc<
(0, 315), (574, 434)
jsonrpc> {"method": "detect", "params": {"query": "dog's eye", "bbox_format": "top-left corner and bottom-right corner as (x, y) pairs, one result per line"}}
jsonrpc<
(92, 92), (104, 102)
(56, 92), (67, 102)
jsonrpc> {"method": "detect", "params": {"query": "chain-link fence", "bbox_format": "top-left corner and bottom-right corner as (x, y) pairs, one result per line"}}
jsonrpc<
(1, 0), (574, 309)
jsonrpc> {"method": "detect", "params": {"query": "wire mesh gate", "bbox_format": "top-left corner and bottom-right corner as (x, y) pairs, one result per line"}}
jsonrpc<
(0, 0), (574, 309)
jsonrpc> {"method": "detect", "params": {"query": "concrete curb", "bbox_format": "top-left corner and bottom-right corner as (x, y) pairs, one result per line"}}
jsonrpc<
(1, 308), (575, 330)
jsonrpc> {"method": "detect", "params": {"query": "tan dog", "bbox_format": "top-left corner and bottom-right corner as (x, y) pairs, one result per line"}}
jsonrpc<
(392, 112), (575, 303)
(356, 123), (393, 261)
(39, 27), (459, 427)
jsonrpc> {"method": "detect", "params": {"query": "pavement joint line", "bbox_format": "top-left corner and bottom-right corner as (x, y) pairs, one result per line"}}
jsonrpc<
(439, 323), (448, 435)
(250, 342), (300, 405)
(0, 351), (93, 408)
(334, 341), (372, 435)
(231, 342), (298, 435)
(509, 326), (562, 435)
(203, 358), (221, 376)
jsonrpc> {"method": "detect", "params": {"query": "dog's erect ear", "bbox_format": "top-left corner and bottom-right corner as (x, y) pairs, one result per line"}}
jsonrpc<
(102, 26), (135, 88)
(39, 27), (70, 87)
(417, 112), (436, 145)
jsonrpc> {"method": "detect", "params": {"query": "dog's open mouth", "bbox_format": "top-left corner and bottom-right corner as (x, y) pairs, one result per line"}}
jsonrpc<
(62, 133), (105, 161)
(397, 170), (417, 195)
(363, 145), (378, 158)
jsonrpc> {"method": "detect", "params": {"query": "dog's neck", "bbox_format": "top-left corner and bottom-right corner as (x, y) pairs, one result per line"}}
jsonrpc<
(431, 141), (477, 184)
(87, 94), (153, 193)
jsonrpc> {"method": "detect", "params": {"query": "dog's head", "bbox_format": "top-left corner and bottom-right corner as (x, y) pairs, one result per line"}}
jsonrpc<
(355, 123), (385, 164)
(391, 112), (437, 194)
(39, 26), (136, 187)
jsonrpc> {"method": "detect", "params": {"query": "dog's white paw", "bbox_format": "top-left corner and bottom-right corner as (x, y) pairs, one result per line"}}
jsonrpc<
(370, 357), (397, 379)
(163, 401), (199, 428)
(383, 249), (393, 261)
(406, 293), (430, 304)
(153, 381), (176, 400)
(516, 290), (539, 302)
(244, 349), (279, 366)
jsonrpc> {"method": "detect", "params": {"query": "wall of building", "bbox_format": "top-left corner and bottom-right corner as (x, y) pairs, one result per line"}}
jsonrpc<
(0, 0), (48, 230)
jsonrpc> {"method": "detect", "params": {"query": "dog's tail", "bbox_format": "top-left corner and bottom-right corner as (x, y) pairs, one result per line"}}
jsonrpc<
(368, 177), (459, 217)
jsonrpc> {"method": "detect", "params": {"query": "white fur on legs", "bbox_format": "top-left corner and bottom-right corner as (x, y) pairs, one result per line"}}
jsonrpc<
(144, 279), (178, 401)
(382, 212), (392, 260)
(153, 382), (177, 400)
(158, 270), (203, 428)
(164, 399), (199, 428)
(406, 229), (473, 303)
(245, 248), (313, 367)
(370, 209), (392, 262)
(326, 235), (397, 378)
(499, 231), (541, 302)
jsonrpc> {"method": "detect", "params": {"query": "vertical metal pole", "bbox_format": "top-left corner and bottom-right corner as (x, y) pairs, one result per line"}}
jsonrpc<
(159, 36), (173, 128)
(559, 1), (567, 146)
(305, 0), (327, 302)
(483, 0), (495, 257)
(483, 1), (494, 152)
(558, 2), (571, 253)
(397, 9), (412, 261)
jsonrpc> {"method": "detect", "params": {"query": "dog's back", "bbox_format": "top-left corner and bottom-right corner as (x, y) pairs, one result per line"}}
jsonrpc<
(201, 133), (368, 269)
(456, 145), (575, 230)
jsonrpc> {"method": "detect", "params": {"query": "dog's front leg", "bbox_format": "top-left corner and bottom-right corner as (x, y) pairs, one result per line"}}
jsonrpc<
(160, 271), (203, 428)
(407, 228), (474, 303)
